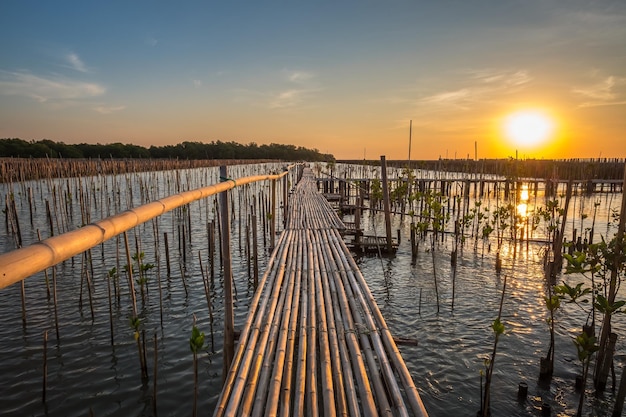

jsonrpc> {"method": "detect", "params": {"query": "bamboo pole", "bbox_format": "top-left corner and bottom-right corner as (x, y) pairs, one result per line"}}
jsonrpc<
(380, 156), (394, 253)
(0, 170), (292, 289)
(219, 166), (235, 381)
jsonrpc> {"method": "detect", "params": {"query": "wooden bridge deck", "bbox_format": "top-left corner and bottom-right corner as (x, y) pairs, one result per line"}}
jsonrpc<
(214, 168), (427, 417)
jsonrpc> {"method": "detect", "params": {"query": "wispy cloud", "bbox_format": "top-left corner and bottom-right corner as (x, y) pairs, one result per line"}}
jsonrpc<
(415, 68), (533, 110)
(0, 70), (105, 103)
(66, 52), (88, 73)
(573, 75), (626, 107)
(268, 70), (319, 108)
(286, 70), (314, 83)
(465, 69), (532, 87)
(233, 69), (320, 109)
(269, 89), (312, 109)
(192, 79), (202, 87)
(94, 104), (126, 114)
(146, 36), (158, 47)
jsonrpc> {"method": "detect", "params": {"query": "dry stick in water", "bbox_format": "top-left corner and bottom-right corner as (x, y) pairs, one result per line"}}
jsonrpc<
(198, 251), (215, 352)
(106, 266), (114, 346)
(163, 232), (171, 277)
(153, 332), (158, 417)
(37, 229), (51, 300)
(42, 330), (48, 403)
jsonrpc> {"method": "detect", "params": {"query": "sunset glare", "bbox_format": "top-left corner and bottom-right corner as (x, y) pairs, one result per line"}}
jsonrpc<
(505, 111), (555, 149)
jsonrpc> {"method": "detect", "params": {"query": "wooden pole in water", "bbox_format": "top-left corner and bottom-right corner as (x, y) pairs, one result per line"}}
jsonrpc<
(153, 332), (158, 416)
(251, 211), (259, 289)
(219, 166), (235, 382)
(164, 232), (171, 276)
(42, 330), (48, 403)
(271, 179), (276, 249)
(283, 168), (289, 227)
(380, 155), (394, 253)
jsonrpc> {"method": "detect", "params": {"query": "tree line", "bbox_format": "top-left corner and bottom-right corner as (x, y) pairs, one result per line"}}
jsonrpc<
(0, 138), (334, 161)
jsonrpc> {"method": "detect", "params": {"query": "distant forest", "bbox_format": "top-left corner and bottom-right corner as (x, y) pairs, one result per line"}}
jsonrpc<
(0, 138), (334, 161)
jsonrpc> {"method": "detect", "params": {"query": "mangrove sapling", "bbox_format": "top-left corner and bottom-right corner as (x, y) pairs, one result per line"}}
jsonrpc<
(130, 316), (149, 380)
(480, 274), (508, 417)
(131, 251), (155, 304)
(420, 190), (450, 313)
(564, 231), (626, 392)
(190, 316), (205, 417)
(573, 330), (599, 417)
(540, 289), (560, 380)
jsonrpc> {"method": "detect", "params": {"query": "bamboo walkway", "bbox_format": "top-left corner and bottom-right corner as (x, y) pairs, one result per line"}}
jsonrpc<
(214, 168), (428, 417)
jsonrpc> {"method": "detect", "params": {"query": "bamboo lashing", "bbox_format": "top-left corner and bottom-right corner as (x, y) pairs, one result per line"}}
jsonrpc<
(214, 168), (428, 417)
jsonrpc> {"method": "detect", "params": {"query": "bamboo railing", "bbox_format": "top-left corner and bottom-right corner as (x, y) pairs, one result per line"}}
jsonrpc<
(214, 168), (428, 417)
(0, 169), (291, 289)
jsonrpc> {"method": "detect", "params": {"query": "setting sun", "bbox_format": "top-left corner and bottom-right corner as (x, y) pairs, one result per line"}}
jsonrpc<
(504, 110), (555, 149)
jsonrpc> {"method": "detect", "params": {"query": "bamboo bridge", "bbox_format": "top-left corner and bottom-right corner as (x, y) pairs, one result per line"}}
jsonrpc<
(214, 168), (428, 417)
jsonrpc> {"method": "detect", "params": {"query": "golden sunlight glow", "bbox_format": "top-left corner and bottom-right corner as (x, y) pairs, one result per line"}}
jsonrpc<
(517, 185), (529, 218)
(505, 110), (554, 148)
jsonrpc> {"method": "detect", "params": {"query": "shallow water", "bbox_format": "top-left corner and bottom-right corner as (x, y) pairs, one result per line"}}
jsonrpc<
(0, 163), (624, 416)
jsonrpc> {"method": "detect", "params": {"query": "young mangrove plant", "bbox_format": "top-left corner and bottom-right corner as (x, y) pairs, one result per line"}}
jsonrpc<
(124, 251), (156, 304)
(480, 274), (507, 417)
(563, 231), (626, 392)
(540, 289), (560, 381)
(190, 316), (205, 417)
(130, 315), (148, 380)
(573, 330), (599, 417)
(417, 190), (450, 312)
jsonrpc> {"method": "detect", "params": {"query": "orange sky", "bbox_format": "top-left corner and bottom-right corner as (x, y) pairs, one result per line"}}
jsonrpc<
(1, 2), (625, 160)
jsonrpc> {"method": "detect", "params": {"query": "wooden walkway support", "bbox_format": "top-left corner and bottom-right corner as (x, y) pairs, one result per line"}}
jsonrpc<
(214, 168), (428, 417)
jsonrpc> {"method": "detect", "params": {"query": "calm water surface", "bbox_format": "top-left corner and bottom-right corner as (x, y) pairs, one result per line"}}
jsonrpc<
(0, 163), (624, 416)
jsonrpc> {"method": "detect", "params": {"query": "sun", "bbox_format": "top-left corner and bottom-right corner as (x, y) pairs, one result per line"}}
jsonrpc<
(504, 110), (554, 148)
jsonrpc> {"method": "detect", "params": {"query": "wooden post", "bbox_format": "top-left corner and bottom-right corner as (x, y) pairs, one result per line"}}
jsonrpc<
(354, 183), (362, 248)
(380, 156), (393, 253)
(283, 168), (289, 227)
(251, 210), (259, 289)
(219, 166), (235, 382)
(270, 178), (276, 249)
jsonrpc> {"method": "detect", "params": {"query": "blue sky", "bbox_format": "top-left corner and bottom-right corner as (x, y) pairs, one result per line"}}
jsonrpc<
(1, 0), (625, 159)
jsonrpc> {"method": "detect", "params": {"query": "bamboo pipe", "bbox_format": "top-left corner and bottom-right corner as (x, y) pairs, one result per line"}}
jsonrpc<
(0, 170), (292, 290)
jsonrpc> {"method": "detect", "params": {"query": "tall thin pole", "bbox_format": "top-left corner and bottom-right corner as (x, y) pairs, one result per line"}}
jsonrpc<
(219, 166), (234, 382)
(380, 155), (393, 253)
(270, 179), (276, 249)
(408, 120), (412, 163)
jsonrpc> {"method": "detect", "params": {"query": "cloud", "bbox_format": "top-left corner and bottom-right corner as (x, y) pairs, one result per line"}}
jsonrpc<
(66, 52), (88, 73)
(192, 79), (202, 87)
(573, 75), (626, 107)
(269, 70), (319, 108)
(146, 36), (158, 47)
(232, 69), (320, 109)
(269, 89), (312, 109)
(415, 68), (533, 110)
(286, 70), (314, 83)
(0, 70), (105, 102)
(94, 105), (126, 114)
(465, 69), (532, 87)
